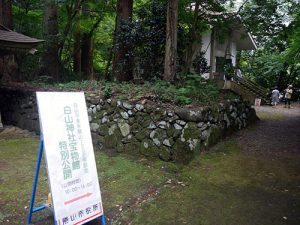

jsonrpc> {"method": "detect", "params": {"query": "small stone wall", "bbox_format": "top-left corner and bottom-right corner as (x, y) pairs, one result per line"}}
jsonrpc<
(0, 88), (39, 131)
(0, 87), (258, 163)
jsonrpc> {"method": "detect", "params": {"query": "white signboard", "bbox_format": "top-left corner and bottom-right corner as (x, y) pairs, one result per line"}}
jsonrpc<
(36, 92), (103, 225)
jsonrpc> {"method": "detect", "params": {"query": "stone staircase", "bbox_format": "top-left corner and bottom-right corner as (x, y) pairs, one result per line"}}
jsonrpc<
(224, 75), (270, 105)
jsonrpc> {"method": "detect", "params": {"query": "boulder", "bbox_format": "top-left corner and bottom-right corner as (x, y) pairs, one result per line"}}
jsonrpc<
(118, 120), (130, 137)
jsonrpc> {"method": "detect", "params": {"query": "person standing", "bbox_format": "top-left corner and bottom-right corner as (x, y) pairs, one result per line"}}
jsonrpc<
(284, 85), (293, 108)
(271, 87), (280, 108)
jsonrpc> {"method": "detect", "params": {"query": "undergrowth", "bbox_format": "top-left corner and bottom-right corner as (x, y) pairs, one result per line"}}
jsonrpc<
(23, 74), (238, 106)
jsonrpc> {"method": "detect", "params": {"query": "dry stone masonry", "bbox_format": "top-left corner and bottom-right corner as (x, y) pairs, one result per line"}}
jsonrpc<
(0, 87), (258, 163)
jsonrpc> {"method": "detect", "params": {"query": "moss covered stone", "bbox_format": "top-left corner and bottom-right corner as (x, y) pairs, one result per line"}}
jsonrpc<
(135, 129), (150, 141)
(166, 127), (182, 140)
(158, 146), (172, 162)
(172, 139), (194, 164)
(150, 129), (167, 142)
(118, 119), (130, 137)
(135, 114), (153, 128)
(123, 139), (140, 154)
(102, 126), (123, 150)
(181, 123), (201, 141)
(139, 141), (159, 157)
(203, 125), (223, 147)
(150, 110), (166, 122)
(98, 124), (110, 136)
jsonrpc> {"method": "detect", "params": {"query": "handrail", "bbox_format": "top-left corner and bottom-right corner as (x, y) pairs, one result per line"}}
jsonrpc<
(231, 74), (269, 98)
(233, 75), (265, 93)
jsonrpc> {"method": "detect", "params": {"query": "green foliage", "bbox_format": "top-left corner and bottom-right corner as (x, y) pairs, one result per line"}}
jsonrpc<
(12, 5), (43, 37)
(240, 0), (295, 48)
(12, 0), (115, 80)
(176, 74), (219, 104)
(192, 51), (210, 74)
(102, 84), (112, 99)
(116, 0), (167, 80)
(150, 74), (220, 105)
(176, 95), (192, 105)
(240, 0), (300, 91)
(152, 81), (178, 102)
(25, 80), (101, 91)
(240, 50), (286, 90)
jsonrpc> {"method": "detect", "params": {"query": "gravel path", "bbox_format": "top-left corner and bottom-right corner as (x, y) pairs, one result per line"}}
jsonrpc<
(235, 102), (300, 158)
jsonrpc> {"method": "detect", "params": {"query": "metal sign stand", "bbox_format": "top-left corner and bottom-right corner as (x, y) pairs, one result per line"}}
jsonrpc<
(27, 139), (106, 225)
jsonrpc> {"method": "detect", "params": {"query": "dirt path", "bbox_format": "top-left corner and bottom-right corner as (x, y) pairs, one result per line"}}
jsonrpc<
(235, 103), (300, 158)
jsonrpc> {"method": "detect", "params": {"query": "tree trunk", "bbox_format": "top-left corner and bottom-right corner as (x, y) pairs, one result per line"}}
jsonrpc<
(0, 0), (13, 29)
(58, 0), (81, 59)
(209, 28), (216, 79)
(81, 4), (94, 80)
(81, 33), (94, 79)
(73, 14), (81, 75)
(182, 1), (200, 74)
(112, 0), (133, 82)
(163, 0), (178, 82)
(42, 0), (60, 81)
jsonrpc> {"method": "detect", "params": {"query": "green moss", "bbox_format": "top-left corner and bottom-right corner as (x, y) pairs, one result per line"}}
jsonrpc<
(256, 111), (284, 120)
(102, 126), (123, 150)
(203, 125), (223, 147)
(172, 139), (194, 164)
(1, 137), (300, 225)
(182, 122), (201, 140)
(139, 141), (159, 157)
(134, 128), (150, 141)
(0, 138), (169, 224)
(117, 140), (300, 225)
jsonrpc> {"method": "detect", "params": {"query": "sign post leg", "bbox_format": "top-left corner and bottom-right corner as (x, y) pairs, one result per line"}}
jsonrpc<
(27, 140), (44, 224)
(100, 214), (106, 225)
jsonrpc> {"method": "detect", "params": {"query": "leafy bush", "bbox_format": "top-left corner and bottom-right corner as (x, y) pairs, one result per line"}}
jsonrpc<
(176, 74), (219, 104)
(102, 85), (112, 99)
(192, 51), (210, 74)
(176, 95), (192, 105)
(24, 76), (221, 106)
(152, 81), (177, 102)
(116, 0), (166, 80)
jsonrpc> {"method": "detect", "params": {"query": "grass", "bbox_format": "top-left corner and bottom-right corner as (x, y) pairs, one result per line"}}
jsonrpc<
(256, 111), (284, 120)
(0, 138), (172, 224)
(1, 137), (300, 225)
(115, 141), (300, 225)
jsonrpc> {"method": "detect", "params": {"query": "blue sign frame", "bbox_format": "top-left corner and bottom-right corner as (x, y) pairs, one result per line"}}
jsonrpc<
(27, 138), (106, 225)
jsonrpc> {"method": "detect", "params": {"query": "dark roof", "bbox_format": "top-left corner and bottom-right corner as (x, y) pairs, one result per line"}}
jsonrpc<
(0, 24), (44, 44)
(0, 24), (44, 54)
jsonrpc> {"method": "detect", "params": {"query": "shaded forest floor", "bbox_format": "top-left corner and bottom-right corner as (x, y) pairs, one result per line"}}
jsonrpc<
(0, 103), (300, 225)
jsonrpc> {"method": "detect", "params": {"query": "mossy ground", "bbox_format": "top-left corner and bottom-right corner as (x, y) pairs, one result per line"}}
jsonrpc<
(1, 108), (300, 225)
(0, 138), (171, 224)
(114, 140), (300, 225)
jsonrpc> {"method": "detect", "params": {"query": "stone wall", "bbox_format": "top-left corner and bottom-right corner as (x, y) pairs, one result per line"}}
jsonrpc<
(0, 88), (39, 131)
(0, 87), (258, 163)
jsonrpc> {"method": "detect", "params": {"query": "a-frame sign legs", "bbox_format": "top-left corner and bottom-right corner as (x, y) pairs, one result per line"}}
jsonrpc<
(28, 139), (47, 224)
(27, 139), (106, 225)
(100, 214), (106, 225)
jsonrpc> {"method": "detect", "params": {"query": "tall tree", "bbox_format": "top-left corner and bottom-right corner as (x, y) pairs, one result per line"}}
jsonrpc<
(81, 3), (94, 79)
(80, 1), (105, 80)
(239, 0), (300, 90)
(181, 0), (201, 74)
(163, 0), (178, 81)
(73, 11), (81, 75)
(42, 0), (60, 81)
(112, 0), (133, 81)
(0, 0), (13, 29)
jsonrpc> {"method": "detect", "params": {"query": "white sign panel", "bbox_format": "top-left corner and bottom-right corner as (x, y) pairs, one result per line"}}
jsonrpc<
(36, 92), (103, 225)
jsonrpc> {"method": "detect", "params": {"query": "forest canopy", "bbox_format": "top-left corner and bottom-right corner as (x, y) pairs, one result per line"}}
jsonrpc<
(0, 0), (299, 95)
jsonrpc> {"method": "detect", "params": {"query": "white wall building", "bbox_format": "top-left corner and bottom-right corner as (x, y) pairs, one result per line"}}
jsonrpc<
(195, 17), (257, 79)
